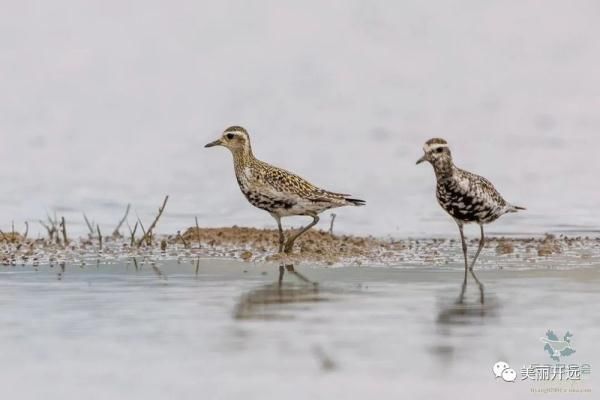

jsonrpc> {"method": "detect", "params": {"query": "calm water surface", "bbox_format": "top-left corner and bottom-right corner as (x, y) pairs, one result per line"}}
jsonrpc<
(1, 260), (598, 399)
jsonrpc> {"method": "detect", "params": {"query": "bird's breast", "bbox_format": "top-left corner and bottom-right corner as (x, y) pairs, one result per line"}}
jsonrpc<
(437, 180), (506, 223)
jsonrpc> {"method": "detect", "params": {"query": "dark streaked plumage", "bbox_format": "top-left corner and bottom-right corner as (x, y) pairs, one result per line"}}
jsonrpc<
(417, 138), (524, 302)
(436, 168), (524, 224)
(206, 126), (365, 255)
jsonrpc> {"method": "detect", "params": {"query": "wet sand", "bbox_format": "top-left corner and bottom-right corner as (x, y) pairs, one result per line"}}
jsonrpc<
(2, 226), (600, 270)
(0, 259), (598, 399)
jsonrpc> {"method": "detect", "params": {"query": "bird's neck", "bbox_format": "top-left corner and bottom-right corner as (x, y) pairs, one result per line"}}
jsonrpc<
(432, 158), (455, 180)
(231, 146), (255, 173)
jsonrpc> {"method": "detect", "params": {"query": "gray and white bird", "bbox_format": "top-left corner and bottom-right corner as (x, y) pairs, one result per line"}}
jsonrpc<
(417, 138), (524, 299)
(205, 126), (365, 255)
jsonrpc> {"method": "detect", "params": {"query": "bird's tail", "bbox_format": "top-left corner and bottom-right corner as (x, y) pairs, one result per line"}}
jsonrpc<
(507, 204), (526, 213)
(345, 197), (366, 206)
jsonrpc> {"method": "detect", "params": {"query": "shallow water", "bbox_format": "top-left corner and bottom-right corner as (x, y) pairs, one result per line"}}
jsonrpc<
(1, 1), (600, 238)
(1, 260), (598, 399)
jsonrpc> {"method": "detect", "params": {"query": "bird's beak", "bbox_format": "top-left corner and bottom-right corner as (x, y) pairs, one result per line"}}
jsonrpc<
(204, 138), (223, 148)
(416, 155), (426, 165)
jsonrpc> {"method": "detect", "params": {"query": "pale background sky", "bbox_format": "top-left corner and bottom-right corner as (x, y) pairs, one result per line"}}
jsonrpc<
(1, 0), (599, 237)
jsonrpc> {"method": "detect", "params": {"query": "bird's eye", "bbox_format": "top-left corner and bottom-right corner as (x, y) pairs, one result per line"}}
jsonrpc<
(226, 133), (235, 140)
(436, 147), (444, 153)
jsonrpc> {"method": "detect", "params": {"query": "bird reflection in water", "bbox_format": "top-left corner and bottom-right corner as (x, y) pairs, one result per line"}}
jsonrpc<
(278, 263), (318, 286)
(436, 277), (498, 326)
(459, 267), (484, 304)
(234, 264), (323, 320)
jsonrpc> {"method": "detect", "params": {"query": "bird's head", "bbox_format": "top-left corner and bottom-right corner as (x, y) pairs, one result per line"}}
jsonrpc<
(416, 138), (453, 168)
(205, 126), (252, 155)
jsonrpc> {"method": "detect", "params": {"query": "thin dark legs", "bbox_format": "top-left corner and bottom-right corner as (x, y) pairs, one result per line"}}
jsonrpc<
(456, 221), (485, 304)
(283, 215), (319, 254)
(274, 214), (320, 286)
(469, 224), (485, 303)
(271, 214), (285, 253)
(271, 214), (320, 254)
(457, 222), (469, 281)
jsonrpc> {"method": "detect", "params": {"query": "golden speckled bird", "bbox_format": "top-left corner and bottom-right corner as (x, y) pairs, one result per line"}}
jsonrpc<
(205, 126), (365, 254)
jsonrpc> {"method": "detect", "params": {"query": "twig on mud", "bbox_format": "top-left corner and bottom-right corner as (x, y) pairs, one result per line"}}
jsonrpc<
(60, 217), (69, 246)
(39, 219), (56, 241)
(97, 225), (103, 250)
(128, 221), (138, 247)
(23, 221), (29, 242)
(112, 204), (131, 238)
(83, 213), (95, 236)
(47, 214), (61, 245)
(329, 213), (337, 236)
(137, 218), (147, 242)
(137, 195), (169, 247)
(176, 230), (189, 248)
(195, 216), (201, 249)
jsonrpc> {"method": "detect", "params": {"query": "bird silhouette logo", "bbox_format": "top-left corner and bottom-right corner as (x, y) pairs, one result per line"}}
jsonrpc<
(540, 330), (576, 362)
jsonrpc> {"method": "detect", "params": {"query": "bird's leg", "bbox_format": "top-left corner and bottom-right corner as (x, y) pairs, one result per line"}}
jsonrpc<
(272, 214), (285, 253)
(469, 224), (485, 304)
(283, 215), (320, 254)
(457, 222), (468, 288)
(273, 215), (287, 286)
(469, 224), (485, 272)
